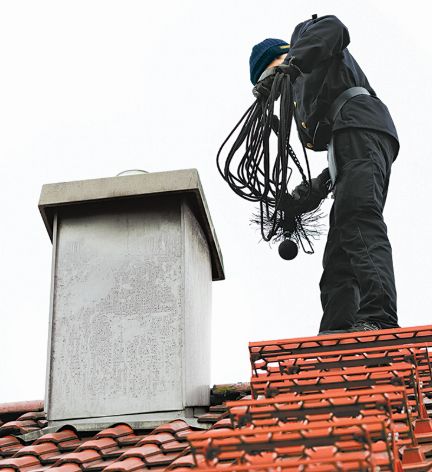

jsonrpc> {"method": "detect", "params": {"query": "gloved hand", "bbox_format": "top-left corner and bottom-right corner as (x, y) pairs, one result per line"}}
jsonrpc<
(292, 181), (310, 200)
(252, 72), (275, 100)
(292, 168), (331, 212)
(276, 58), (302, 83)
(291, 180), (323, 213)
(253, 58), (301, 100)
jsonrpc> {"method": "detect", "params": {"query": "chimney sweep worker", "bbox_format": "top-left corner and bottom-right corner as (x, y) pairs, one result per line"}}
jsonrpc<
(250, 14), (399, 334)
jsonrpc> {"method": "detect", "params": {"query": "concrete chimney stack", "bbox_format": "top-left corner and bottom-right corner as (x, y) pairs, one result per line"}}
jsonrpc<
(38, 169), (224, 429)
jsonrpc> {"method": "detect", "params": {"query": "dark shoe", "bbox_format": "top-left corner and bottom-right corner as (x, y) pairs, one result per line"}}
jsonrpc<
(349, 321), (381, 332)
(318, 321), (381, 336)
(318, 329), (348, 335)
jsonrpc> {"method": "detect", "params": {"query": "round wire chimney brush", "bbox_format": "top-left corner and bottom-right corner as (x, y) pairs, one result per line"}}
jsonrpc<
(216, 70), (325, 257)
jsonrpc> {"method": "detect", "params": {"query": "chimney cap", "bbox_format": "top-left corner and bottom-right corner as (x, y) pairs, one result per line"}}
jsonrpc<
(38, 168), (224, 281)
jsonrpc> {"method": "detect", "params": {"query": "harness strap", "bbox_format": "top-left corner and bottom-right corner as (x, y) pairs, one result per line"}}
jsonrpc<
(327, 86), (370, 122)
(326, 87), (371, 187)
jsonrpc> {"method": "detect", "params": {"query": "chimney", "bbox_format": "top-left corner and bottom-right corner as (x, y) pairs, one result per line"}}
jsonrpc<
(38, 169), (224, 430)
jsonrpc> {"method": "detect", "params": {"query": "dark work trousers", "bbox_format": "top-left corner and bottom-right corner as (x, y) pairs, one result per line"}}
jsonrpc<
(319, 128), (399, 332)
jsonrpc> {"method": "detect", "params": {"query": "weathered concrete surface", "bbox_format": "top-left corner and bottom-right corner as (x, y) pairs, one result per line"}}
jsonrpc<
(39, 169), (224, 281)
(40, 170), (222, 424)
(183, 203), (212, 406)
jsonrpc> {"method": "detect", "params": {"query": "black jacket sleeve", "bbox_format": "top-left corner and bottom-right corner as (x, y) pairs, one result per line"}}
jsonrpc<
(286, 15), (350, 73)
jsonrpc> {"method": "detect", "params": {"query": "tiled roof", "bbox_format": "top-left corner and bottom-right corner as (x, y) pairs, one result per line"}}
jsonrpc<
(0, 385), (253, 443)
(0, 420), (212, 471)
(0, 391), (242, 472)
(189, 325), (432, 471)
(2, 325), (432, 471)
(0, 402), (47, 436)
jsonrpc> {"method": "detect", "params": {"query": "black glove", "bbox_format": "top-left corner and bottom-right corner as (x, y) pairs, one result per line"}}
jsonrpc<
(291, 181), (323, 213)
(252, 58), (301, 100)
(252, 73), (274, 100)
(292, 168), (331, 212)
(276, 58), (302, 83)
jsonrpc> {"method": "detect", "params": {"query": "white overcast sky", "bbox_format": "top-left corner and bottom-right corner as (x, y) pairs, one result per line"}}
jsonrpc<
(0, 0), (431, 403)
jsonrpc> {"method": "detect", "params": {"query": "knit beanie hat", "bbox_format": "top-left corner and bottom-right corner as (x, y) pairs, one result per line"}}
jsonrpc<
(249, 38), (290, 85)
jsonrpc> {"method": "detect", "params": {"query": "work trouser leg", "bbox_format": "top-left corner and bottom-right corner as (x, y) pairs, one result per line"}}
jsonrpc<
(319, 207), (360, 331)
(319, 128), (398, 331)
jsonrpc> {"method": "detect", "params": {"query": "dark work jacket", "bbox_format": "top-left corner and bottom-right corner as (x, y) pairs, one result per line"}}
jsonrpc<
(286, 15), (399, 155)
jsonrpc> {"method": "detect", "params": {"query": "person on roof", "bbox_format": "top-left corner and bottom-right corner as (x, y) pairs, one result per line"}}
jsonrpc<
(249, 14), (399, 334)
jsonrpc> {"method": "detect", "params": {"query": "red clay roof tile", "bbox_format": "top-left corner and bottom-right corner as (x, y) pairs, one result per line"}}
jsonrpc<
(45, 465), (82, 472)
(0, 420), (39, 435)
(0, 449), (21, 459)
(196, 413), (221, 424)
(34, 433), (81, 453)
(0, 437), (22, 450)
(98, 451), (124, 462)
(0, 455), (41, 470)
(54, 450), (101, 466)
(83, 458), (119, 471)
(16, 412), (46, 422)
(211, 418), (232, 429)
(34, 430), (78, 446)
(103, 457), (145, 472)
(15, 443), (59, 461)
(172, 430), (192, 442)
(4, 327), (432, 471)
(166, 453), (203, 469)
(152, 421), (189, 435)
(119, 444), (160, 460)
(57, 440), (82, 453)
(165, 469), (192, 472)
(76, 438), (118, 454)
(136, 434), (175, 446)
(208, 405), (227, 413)
(144, 452), (182, 467)
(159, 441), (188, 454)
(0, 403), (44, 416)
(95, 425), (133, 440)
(115, 435), (139, 448)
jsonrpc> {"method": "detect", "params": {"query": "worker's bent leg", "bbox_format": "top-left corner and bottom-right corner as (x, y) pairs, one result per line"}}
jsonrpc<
(332, 128), (398, 329)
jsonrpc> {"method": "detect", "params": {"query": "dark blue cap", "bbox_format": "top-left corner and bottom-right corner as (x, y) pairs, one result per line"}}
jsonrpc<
(249, 38), (290, 85)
